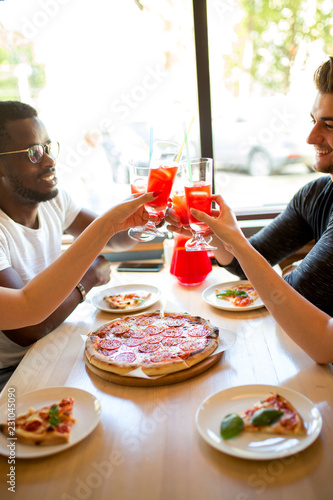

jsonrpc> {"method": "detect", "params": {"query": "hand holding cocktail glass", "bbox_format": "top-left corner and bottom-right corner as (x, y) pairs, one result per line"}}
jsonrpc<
(182, 157), (217, 251)
(128, 159), (179, 242)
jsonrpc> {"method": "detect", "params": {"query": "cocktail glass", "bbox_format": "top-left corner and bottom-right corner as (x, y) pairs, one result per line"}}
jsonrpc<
(171, 190), (190, 227)
(128, 160), (179, 242)
(182, 157), (217, 251)
(171, 186), (213, 245)
(129, 161), (149, 195)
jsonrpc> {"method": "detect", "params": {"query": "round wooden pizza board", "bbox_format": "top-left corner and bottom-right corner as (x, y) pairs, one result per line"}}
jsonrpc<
(84, 351), (223, 387)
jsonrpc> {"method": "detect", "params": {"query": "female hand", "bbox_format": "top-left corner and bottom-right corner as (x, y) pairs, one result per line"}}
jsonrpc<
(164, 203), (216, 239)
(164, 204), (192, 237)
(105, 191), (160, 234)
(190, 194), (246, 253)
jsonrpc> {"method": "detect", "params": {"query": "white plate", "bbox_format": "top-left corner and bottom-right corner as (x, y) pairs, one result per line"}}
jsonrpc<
(91, 284), (161, 313)
(0, 387), (101, 459)
(195, 384), (322, 460)
(202, 280), (264, 311)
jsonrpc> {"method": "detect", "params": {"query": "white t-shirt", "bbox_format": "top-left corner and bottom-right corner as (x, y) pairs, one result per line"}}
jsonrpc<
(0, 190), (81, 377)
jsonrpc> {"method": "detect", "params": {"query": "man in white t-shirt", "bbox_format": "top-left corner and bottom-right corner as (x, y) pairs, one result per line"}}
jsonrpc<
(0, 101), (138, 387)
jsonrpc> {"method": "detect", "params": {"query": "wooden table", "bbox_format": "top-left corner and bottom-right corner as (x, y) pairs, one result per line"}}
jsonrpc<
(0, 263), (332, 500)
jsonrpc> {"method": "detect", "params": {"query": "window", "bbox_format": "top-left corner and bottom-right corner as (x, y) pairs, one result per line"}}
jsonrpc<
(1, 0), (332, 218)
(206, 0), (332, 212)
(0, 0), (200, 213)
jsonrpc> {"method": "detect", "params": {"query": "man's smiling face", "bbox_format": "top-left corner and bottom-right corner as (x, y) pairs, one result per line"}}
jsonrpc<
(0, 117), (58, 205)
(307, 92), (333, 176)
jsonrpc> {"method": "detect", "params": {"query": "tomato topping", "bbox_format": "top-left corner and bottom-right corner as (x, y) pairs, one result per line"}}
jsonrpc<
(24, 420), (43, 432)
(55, 423), (71, 434)
(233, 296), (251, 307)
(59, 397), (73, 407)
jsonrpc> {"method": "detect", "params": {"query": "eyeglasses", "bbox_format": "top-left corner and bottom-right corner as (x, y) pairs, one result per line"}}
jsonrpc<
(0, 141), (60, 164)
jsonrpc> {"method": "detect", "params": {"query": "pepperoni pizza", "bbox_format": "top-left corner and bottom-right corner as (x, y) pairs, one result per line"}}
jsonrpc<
(85, 311), (219, 377)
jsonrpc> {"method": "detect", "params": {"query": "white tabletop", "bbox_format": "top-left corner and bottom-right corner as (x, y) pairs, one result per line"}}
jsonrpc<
(0, 262), (332, 500)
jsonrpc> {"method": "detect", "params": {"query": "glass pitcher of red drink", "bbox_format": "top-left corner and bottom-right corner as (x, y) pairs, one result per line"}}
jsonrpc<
(170, 233), (212, 286)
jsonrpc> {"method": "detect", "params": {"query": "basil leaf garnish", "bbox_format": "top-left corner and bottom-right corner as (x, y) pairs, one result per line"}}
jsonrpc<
(49, 404), (60, 427)
(251, 408), (284, 426)
(220, 413), (244, 440)
(216, 289), (248, 298)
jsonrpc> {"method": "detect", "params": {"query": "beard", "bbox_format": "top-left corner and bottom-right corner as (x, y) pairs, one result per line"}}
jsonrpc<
(7, 173), (58, 205)
(312, 161), (333, 175)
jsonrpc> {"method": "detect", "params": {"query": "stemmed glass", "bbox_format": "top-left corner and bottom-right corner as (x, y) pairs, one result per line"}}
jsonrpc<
(182, 157), (217, 251)
(128, 159), (179, 242)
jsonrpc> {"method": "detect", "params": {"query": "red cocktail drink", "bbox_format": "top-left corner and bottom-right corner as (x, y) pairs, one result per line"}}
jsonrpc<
(170, 234), (212, 285)
(171, 191), (189, 226)
(185, 181), (212, 233)
(130, 179), (147, 195)
(145, 163), (178, 214)
(181, 157), (216, 252)
(128, 161), (178, 241)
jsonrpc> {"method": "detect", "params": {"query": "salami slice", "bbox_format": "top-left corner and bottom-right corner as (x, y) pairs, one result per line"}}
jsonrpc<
(138, 343), (160, 353)
(163, 328), (183, 337)
(99, 339), (122, 350)
(144, 325), (165, 335)
(114, 352), (136, 363)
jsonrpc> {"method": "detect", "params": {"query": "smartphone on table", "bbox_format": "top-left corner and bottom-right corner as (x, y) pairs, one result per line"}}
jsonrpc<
(117, 262), (164, 272)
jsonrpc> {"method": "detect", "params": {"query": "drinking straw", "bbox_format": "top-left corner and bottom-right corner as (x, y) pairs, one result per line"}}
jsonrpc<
(183, 121), (192, 182)
(139, 138), (149, 154)
(175, 115), (195, 163)
(149, 126), (153, 166)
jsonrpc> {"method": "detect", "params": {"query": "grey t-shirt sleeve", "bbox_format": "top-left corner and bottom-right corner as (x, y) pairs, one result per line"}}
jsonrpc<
(223, 189), (314, 278)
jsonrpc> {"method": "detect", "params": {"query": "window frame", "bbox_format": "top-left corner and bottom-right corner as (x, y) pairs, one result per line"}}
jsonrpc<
(192, 0), (284, 222)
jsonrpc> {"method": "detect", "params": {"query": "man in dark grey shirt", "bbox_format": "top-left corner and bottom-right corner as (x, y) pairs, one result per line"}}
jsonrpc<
(215, 57), (333, 316)
(167, 57), (333, 316)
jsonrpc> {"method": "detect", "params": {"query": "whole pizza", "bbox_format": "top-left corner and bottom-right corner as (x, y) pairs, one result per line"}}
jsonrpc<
(85, 311), (219, 377)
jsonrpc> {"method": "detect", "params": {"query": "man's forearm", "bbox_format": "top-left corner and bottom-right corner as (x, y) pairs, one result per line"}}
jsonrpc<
(2, 288), (86, 347)
(106, 230), (137, 252)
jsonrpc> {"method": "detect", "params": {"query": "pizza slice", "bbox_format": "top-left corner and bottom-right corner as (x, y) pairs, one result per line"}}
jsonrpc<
(215, 283), (258, 307)
(0, 397), (76, 446)
(103, 291), (151, 310)
(221, 393), (306, 440)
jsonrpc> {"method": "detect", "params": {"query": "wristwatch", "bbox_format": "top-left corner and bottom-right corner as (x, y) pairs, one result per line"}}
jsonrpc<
(76, 283), (86, 303)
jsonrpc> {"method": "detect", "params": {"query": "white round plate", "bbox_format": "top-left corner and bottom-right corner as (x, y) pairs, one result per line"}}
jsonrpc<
(195, 384), (322, 460)
(202, 280), (264, 311)
(0, 387), (101, 459)
(91, 284), (161, 313)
